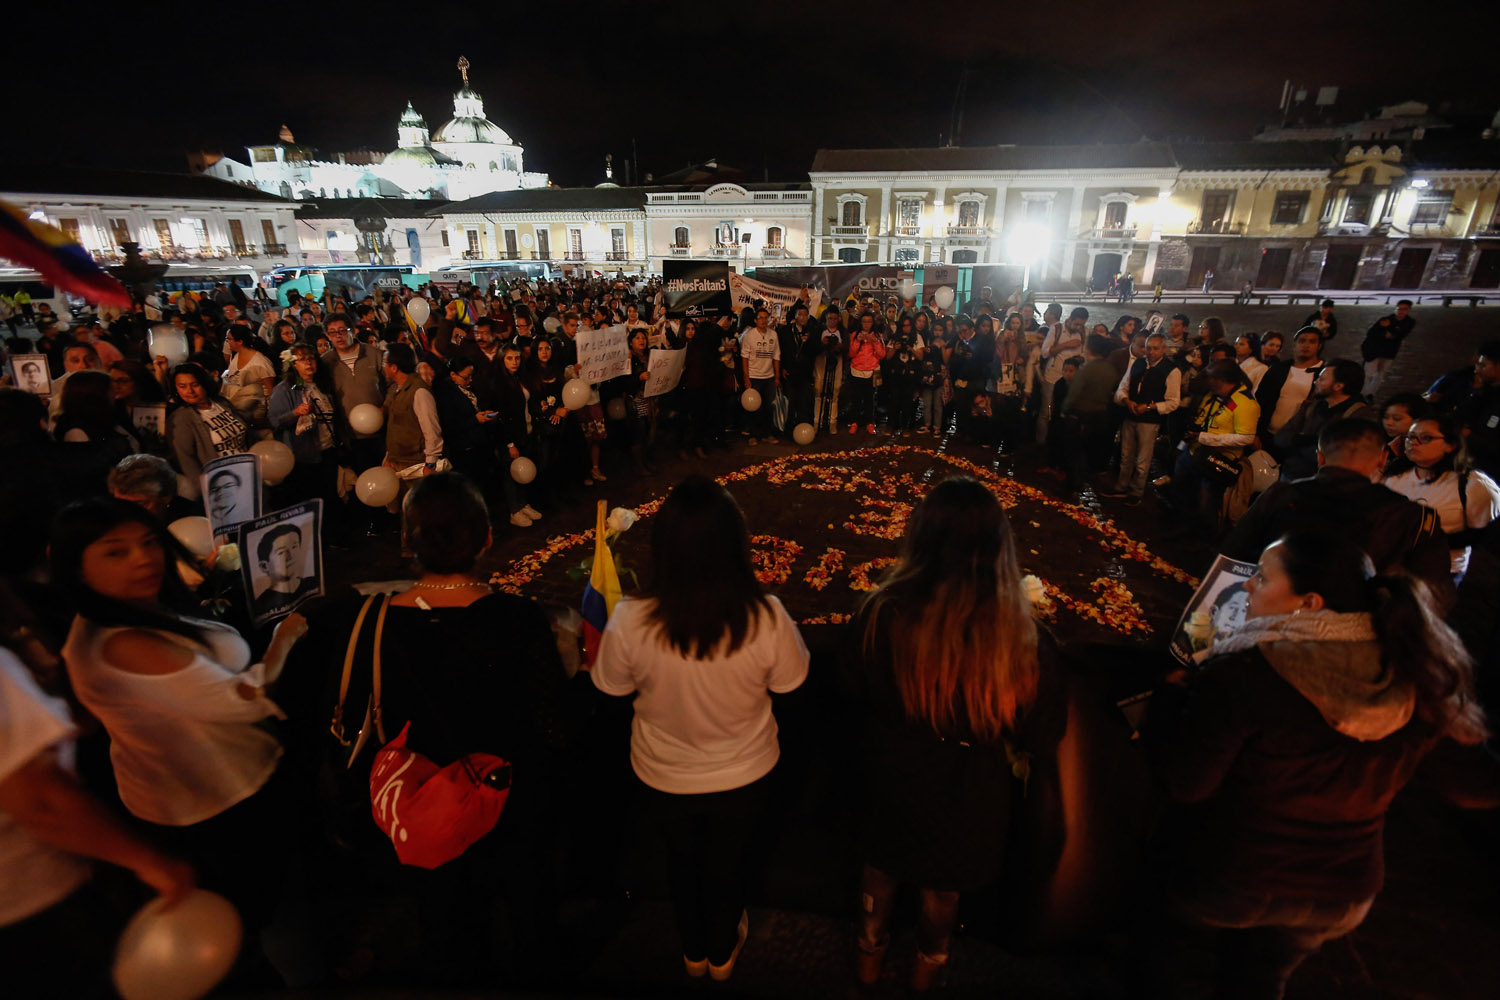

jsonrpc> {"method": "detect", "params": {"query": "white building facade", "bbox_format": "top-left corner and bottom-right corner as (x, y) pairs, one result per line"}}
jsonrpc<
(643, 182), (812, 273)
(0, 165), (298, 269)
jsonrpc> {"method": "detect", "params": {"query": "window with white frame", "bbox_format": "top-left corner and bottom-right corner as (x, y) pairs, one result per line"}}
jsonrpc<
(1024, 198), (1052, 223)
(841, 200), (863, 227)
(837, 247), (862, 263)
(894, 246), (919, 264)
(897, 199), (921, 232)
(610, 227), (626, 256)
(154, 219), (174, 248)
(535, 227), (550, 257)
(108, 218), (132, 248)
(1410, 191), (1453, 225)
(261, 219), (278, 247)
(1102, 202), (1127, 229)
(183, 217), (209, 248)
(465, 229), (481, 253)
(503, 228), (519, 257)
(568, 228), (583, 258)
(957, 201), (981, 227)
(673, 226), (689, 247)
(765, 226), (782, 248)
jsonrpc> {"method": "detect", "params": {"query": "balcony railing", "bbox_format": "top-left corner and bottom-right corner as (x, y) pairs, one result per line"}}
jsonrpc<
(1089, 225), (1139, 239)
(564, 252), (586, 261)
(263, 243), (287, 255)
(462, 249), (484, 260)
(946, 225), (987, 236)
(761, 246), (787, 257)
(531, 250), (552, 260)
(894, 225), (921, 236)
(830, 225), (868, 237)
(1187, 219), (1243, 235)
(669, 246), (692, 256)
(499, 250), (520, 260)
(1475, 225), (1500, 237)
(709, 245), (745, 258)
(605, 251), (628, 261)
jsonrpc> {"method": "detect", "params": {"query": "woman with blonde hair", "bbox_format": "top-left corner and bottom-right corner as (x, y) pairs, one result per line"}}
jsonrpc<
(848, 476), (1066, 991)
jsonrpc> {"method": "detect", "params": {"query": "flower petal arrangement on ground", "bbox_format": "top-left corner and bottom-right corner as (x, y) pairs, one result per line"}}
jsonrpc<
(491, 445), (1196, 638)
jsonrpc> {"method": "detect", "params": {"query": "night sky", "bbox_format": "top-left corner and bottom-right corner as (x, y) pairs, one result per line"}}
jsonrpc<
(11, 1), (1497, 187)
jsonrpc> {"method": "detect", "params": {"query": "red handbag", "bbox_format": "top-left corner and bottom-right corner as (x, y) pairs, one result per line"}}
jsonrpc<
(331, 594), (513, 869)
(369, 722), (511, 869)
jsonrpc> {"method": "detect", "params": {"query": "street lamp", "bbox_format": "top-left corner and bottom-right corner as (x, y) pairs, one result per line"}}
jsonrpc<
(1005, 223), (1049, 296)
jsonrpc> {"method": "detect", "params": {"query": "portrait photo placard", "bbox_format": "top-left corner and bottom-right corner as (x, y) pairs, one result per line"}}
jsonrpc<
(236, 500), (324, 626)
(9, 354), (52, 396)
(1169, 554), (1257, 665)
(201, 453), (262, 539)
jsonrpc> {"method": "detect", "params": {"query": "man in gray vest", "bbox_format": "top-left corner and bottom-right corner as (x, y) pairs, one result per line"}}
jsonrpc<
(1101, 332), (1181, 505)
(382, 343), (443, 499)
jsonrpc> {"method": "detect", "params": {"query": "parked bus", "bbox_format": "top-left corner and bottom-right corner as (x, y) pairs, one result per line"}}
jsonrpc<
(264, 264), (417, 306)
(434, 260), (553, 288)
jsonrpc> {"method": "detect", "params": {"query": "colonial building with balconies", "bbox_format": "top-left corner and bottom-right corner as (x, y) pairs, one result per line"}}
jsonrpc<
(643, 179), (811, 273)
(0, 163), (298, 269)
(431, 186), (649, 275)
(809, 137), (1500, 292)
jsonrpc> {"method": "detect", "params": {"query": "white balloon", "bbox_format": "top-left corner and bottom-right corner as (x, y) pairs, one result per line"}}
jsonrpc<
(741, 388), (762, 412)
(113, 889), (242, 1000)
(792, 422), (815, 445)
(356, 466), (400, 507)
(933, 286), (955, 310)
(148, 325), (189, 366)
(248, 439), (295, 485)
(168, 517), (215, 558)
(899, 278), (917, 301)
(562, 378), (591, 411)
(510, 456), (537, 483)
(606, 397), (628, 421)
(348, 402), (383, 435)
(406, 297), (431, 327)
(543, 316), (560, 334)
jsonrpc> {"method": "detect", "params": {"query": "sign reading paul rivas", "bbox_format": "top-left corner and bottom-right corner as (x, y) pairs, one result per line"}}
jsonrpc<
(662, 260), (732, 319)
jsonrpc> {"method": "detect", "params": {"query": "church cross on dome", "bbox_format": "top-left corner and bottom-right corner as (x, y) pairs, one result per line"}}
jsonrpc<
(457, 55), (470, 84)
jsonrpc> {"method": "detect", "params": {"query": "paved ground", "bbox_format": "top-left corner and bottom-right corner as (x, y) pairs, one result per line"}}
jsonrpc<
(275, 303), (1500, 998)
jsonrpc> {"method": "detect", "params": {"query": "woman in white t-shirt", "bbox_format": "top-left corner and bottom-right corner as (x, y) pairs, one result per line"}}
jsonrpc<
(592, 477), (809, 982)
(221, 327), (278, 432)
(52, 498), (307, 927)
(1384, 414), (1500, 577)
(166, 363), (249, 501)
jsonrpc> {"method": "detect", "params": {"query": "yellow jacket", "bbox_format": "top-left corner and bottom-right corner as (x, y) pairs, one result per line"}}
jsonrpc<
(1191, 388), (1260, 461)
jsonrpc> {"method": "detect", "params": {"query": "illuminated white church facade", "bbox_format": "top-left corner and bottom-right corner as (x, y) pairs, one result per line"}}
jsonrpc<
(193, 57), (548, 201)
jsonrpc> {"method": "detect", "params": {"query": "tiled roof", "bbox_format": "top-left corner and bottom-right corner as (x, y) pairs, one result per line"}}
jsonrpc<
(433, 186), (647, 215)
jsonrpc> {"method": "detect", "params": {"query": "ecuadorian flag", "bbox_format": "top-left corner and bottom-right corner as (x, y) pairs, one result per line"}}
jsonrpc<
(581, 500), (621, 668)
(0, 199), (132, 308)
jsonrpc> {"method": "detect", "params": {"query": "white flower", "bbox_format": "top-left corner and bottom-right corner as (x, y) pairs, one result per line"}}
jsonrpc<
(214, 543), (242, 572)
(1021, 574), (1047, 605)
(606, 507), (638, 534)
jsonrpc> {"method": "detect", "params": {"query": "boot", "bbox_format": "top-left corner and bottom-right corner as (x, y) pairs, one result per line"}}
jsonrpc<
(854, 937), (887, 986)
(909, 949), (947, 992)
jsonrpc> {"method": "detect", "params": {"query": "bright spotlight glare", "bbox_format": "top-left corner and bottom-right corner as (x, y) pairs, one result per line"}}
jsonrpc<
(1006, 223), (1048, 263)
(1410, 178), (1429, 189)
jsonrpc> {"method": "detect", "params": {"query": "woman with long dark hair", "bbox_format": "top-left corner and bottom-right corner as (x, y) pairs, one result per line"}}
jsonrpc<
(591, 477), (809, 982)
(166, 362), (248, 502)
(848, 476), (1065, 992)
(1383, 411), (1500, 577)
(52, 498), (307, 927)
(1144, 532), (1494, 999)
(221, 326), (278, 433)
(54, 370), (139, 459)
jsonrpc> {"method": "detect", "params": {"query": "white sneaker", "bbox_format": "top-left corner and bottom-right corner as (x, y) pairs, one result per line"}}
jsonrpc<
(521, 505), (542, 520)
(708, 910), (749, 982)
(509, 511), (533, 527)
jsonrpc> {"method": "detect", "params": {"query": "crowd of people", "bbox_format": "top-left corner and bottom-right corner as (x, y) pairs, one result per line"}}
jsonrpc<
(1, 274), (1499, 999)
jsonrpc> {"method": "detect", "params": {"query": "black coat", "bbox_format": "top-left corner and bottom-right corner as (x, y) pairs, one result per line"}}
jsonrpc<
(1220, 466), (1454, 605)
(1146, 646), (1499, 903)
(845, 609), (1067, 890)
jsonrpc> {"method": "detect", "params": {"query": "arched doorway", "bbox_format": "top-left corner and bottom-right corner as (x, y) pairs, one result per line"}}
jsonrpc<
(1090, 253), (1122, 290)
(952, 249), (978, 264)
(837, 247), (862, 263)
